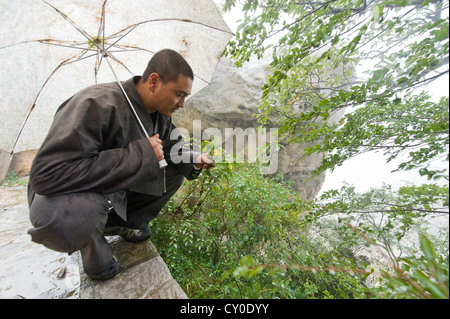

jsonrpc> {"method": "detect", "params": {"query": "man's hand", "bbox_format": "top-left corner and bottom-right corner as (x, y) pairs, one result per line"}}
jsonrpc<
(148, 134), (164, 161)
(194, 153), (214, 170)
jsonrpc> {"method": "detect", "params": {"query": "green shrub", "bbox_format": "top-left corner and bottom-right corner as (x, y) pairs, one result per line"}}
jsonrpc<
(150, 163), (371, 298)
(148, 126), (449, 299)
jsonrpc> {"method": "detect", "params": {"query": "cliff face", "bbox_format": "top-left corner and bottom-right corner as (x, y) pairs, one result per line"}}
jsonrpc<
(174, 56), (347, 200)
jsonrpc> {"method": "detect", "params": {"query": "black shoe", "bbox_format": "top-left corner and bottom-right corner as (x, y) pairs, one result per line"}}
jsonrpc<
(103, 226), (152, 243)
(86, 257), (120, 281)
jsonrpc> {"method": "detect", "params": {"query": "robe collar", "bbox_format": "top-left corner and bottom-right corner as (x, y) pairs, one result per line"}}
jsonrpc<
(122, 76), (156, 137)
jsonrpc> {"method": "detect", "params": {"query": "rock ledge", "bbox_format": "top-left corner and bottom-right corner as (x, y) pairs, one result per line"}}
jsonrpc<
(79, 236), (188, 299)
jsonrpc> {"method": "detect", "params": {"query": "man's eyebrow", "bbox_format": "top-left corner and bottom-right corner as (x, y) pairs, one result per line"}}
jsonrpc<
(177, 90), (190, 96)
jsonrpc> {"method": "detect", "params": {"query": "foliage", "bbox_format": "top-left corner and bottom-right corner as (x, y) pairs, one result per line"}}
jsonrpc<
(151, 162), (449, 299)
(151, 163), (370, 298)
(1, 172), (29, 187)
(375, 235), (449, 298)
(150, 0), (450, 299)
(304, 92), (449, 177)
(223, 0), (449, 177)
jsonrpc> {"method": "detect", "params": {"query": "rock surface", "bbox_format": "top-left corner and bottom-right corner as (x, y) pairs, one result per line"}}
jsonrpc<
(79, 236), (187, 299)
(0, 183), (78, 299)
(0, 183), (187, 299)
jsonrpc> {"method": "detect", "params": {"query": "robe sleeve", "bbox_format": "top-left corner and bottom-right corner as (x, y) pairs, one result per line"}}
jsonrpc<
(161, 118), (202, 181)
(29, 95), (159, 196)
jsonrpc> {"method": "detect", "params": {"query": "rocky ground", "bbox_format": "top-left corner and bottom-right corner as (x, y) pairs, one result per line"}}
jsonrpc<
(0, 182), (80, 299)
(0, 179), (187, 299)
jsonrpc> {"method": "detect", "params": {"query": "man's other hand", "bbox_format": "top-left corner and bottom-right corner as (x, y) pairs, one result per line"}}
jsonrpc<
(148, 134), (164, 161)
(194, 153), (214, 170)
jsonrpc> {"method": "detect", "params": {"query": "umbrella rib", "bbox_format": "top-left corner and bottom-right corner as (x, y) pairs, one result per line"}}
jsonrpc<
(106, 52), (134, 76)
(94, 0), (106, 83)
(11, 53), (84, 154)
(103, 18), (234, 60)
(106, 49), (152, 54)
(68, 46), (92, 62)
(62, 52), (101, 66)
(108, 44), (154, 54)
(96, 0), (108, 54)
(110, 40), (213, 84)
(193, 74), (210, 85)
(38, 40), (98, 53)
(102, 5), (106, 42)
(96, 53), (104, 83)
(95, 0), (108, 79)
(42, 0), (101, 51)
(108, 18), (234, 40)
(0, 39), (93, 52)
(105, 25), (138, 52)
(97, 0), (107, 40)
(31, 53), (85, 107)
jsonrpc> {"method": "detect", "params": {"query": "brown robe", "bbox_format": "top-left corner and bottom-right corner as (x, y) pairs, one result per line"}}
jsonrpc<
(28, 76), (199, 220)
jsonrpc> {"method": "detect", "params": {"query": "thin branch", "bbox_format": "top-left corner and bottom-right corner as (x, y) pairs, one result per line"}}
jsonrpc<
(254, 262), (371, 275)
(351, 208), (449, 214)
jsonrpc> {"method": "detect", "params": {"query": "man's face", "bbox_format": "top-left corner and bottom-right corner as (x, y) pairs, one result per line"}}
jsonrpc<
(152, 74), (193, 117)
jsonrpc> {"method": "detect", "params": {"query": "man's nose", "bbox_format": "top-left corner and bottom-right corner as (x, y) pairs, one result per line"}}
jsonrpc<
(177, 98), (185, 108)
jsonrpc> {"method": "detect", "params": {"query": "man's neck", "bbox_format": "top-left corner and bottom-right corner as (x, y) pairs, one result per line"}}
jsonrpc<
(135, 78), (157, 114)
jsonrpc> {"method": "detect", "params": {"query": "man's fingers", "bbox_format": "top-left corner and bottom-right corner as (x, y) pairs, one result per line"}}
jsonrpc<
(150, 135), (162, 145)
(148, 135), (164, 161)
(194, 154), (215, 169)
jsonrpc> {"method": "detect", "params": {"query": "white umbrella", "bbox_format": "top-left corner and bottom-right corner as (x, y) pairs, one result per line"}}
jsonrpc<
(0, 0), (233, 180)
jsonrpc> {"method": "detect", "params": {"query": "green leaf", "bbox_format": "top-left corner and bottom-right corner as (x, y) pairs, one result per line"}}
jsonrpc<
(373, 5), (381, 20)
(420, 236), (437, 260)
(397, 76), (408, 84)
(233, 266), (249, 277)
(248, 266), (264, 278)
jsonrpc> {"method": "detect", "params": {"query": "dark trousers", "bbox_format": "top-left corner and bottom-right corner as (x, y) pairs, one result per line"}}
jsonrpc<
(27, 165), (184, 275)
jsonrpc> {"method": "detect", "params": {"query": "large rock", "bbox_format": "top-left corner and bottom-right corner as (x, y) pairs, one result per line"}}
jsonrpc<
(8, 149), (38, 178)
(174, 56), (347, 200)
(78, 236), (188, 299)
(175, 57), (269, 130)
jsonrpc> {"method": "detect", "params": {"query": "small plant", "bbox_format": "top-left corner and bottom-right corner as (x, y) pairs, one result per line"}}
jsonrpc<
(150, 159), (448, 299)
(2, 172), (29, 187)
(151, 162), (371, 298)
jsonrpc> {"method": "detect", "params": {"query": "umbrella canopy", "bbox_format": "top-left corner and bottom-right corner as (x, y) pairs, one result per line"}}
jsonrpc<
(0, 0), (233, 181)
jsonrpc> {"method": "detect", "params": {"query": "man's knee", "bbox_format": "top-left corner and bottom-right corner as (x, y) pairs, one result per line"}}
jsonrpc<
(28, 192), (110, 254)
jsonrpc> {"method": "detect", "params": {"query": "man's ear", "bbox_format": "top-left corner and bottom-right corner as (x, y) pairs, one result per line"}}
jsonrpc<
(148, 73), (160, 92)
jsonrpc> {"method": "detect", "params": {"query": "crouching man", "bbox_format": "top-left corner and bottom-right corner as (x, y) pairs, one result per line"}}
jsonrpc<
(27, 49), (212, 280)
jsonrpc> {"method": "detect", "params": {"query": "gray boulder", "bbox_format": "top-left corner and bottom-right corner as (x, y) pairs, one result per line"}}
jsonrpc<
(174, 55), (347, 200)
